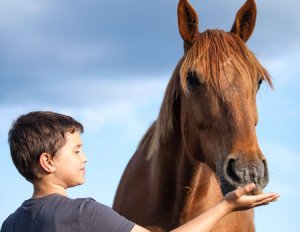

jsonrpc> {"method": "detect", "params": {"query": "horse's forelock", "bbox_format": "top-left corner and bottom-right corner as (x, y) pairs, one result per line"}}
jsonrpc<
(180, 30), (273, 96)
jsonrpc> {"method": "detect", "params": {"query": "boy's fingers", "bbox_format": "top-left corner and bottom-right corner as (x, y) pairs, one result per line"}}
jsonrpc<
(235, 183), (256, 198)
(253, 200), (270, 207)
(252, 195), (279, 207)
(254, 202), (270, 208)
(250, 193), (278, 203)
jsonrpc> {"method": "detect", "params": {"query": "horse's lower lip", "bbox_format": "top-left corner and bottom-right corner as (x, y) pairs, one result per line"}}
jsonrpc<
(253, 187), (263, 195)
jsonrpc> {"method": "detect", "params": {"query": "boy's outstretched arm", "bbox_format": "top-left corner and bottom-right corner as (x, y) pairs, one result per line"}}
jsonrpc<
(131, 183), (279, 232)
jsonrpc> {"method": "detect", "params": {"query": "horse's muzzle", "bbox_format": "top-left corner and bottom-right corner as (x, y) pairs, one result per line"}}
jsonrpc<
(219, 151), (269, 196)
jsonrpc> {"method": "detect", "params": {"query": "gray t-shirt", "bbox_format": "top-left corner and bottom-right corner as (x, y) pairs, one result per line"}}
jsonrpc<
(1, 194), (135, 232)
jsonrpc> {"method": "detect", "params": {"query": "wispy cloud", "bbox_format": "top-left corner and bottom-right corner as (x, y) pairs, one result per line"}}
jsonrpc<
(0, 76), (168, 139)
(259, 142), (300, 197)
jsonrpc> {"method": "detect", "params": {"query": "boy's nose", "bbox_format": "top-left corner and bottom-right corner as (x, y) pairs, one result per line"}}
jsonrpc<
(82, 153), (88, 163)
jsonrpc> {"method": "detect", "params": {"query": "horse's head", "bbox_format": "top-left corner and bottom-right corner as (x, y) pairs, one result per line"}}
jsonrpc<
(177, 0), (273, 196)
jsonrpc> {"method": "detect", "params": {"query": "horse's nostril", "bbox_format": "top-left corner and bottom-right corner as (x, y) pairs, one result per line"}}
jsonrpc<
(262, 159), (267, 171)
(226, 158), (241, 182)
(261, 158), (269, 188)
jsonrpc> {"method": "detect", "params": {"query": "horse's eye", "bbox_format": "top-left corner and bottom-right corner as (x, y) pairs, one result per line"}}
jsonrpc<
(187, 73), (200, 88)
(257, 78), (263, 90)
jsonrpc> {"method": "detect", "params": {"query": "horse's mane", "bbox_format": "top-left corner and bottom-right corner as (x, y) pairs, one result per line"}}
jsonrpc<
(142, 29), (273, 159)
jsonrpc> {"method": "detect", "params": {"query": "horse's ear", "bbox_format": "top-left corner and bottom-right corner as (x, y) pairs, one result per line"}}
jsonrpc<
(178, 0), (199, 49)
(230, 0), (257, 43)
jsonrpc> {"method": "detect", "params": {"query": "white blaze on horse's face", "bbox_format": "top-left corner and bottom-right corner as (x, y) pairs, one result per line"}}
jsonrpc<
(178, 0), (272, 195)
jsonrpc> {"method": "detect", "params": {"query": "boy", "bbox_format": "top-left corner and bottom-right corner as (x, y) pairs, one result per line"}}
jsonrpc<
(1, 111), (279, 232)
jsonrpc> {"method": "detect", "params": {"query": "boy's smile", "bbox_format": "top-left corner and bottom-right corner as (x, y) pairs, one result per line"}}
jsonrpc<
(52, 131), (88, 188)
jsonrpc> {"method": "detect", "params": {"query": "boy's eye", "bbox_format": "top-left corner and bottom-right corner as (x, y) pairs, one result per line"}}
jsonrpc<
(75, 150), (80, 154)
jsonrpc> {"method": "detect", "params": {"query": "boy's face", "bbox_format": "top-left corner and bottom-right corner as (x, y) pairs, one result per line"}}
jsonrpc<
(52, 131), (88, 188)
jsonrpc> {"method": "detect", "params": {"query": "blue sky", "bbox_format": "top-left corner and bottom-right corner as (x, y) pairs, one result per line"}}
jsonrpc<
(0, 0), (299, 231)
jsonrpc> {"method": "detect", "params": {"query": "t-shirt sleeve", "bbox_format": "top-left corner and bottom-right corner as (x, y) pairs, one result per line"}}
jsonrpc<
(79, 198), (135, 232)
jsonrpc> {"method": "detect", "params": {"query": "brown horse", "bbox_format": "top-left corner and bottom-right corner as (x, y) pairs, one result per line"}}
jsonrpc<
(113, 0), (273, 231)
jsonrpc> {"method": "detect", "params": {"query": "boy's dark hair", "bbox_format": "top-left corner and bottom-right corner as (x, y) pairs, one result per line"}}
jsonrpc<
(8, 111), (84, 183)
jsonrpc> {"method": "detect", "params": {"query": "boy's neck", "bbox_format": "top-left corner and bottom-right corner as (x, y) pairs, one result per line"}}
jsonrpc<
(32, 178), (67, 198)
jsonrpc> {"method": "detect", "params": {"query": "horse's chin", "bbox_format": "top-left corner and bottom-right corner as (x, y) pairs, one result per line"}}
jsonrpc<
(252, 186), (263, 195)
(221, 183), (264, 196)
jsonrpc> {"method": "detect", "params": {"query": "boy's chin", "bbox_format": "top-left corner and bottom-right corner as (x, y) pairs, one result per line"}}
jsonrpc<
(78, 179), (86, 185)
(68, 179), (85, 188)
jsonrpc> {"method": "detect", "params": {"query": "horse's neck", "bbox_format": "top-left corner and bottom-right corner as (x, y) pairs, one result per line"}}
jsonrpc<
(178, 162), (223, 224)
(149, 122), (219, 224)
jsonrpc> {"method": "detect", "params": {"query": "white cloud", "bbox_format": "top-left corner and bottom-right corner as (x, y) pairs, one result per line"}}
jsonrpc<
(0, 76), (169, 141)
(263, 50), (300, 87)
(262, 143), (300, 174)
(259, 143), (300, 197)
(0, 0), (48, 27)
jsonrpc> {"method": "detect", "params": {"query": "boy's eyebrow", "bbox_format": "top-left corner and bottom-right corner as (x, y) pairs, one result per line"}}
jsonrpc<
(73, 144), (82, 148)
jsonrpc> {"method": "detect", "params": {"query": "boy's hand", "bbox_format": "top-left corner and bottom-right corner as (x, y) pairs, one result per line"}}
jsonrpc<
(222, 183), (280, 212)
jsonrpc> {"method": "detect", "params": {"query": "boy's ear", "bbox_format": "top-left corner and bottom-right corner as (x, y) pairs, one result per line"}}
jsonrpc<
(39, 153), (55, 173)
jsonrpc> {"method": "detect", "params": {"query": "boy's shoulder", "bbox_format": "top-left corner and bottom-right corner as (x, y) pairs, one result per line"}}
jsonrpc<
(1, 194), (134, 232)
(1, 194), (95, 232)
(20, 194), (96, 211)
